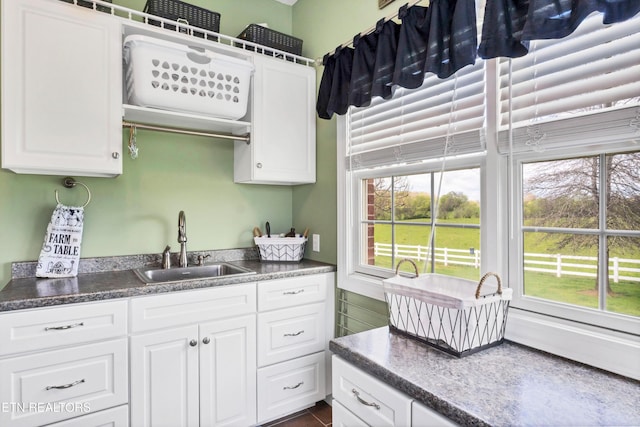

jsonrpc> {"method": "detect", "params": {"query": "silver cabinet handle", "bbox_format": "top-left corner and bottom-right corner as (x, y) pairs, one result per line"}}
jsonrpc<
(284, 330), (304, 337)
(283, 289), (304, 295)
(189, 339), (198, 347)
(46, 379), (85, 390)
(283, 381), (303, 390)
(352, 389), (380, 410)
(203, 337), (210, 344)
(45, 322), (84, 331)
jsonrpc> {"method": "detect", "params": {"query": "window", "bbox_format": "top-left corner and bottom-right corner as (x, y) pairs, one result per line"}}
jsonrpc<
(358, 169), (481, 280)
(337, 7), (639, 378)
(513, 150), (640, 333)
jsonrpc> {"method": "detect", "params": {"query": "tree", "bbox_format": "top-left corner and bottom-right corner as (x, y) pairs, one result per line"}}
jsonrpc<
(438, 191), (468, 219)
(523, 151), (640, 294)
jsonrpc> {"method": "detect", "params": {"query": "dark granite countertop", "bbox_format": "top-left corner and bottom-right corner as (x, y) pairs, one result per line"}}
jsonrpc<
(330, 326), (640, 427)
(0, 249), (335, 312)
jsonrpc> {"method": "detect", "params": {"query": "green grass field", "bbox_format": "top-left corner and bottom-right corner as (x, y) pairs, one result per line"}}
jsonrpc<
(371, 220), (640, 317)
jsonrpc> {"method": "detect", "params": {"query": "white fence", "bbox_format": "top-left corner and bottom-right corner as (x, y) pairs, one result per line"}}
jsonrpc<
(374, 243), (640, 283)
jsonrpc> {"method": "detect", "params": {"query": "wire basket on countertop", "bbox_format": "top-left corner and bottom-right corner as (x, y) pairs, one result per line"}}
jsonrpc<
(383, 259), (512, 357)
(254, 236), (307, 262)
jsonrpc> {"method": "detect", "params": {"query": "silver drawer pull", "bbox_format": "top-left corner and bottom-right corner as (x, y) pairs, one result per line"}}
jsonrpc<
(284, 330), (304, 337)
(44, 322), (84, 331)
(283, 381), (304, 390)
(46, 379), (85, 390)
(283, 289), (304, 295)
(352, 389), (380, 410)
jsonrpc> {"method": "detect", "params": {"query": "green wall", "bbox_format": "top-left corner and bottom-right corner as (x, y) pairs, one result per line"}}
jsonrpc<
(292, 0), (398, 333)
(291, 0), (398, 267)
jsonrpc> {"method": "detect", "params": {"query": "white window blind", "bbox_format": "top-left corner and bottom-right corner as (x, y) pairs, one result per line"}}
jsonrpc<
(346, 60), (486, 170)
(497, 12), (640, 154)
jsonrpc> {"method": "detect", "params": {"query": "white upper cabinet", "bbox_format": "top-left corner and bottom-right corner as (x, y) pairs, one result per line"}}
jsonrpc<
(1, 0), (123, 177)
(235, 54), (316, 185)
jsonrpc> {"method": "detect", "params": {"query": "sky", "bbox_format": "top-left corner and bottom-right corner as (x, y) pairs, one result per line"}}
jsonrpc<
(406, 168), (481, 202)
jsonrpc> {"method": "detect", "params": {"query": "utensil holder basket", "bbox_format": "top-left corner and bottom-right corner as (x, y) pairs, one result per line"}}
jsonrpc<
(383, 260), (512, 357)
(254, 236), (307, 262)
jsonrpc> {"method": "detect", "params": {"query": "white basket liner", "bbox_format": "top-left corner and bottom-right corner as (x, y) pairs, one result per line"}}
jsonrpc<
(382, 273), (512, 310)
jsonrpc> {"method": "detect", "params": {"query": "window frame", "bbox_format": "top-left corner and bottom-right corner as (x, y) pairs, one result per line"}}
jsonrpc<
(508, 142), (640, 336)
(337, 116), (488, 300)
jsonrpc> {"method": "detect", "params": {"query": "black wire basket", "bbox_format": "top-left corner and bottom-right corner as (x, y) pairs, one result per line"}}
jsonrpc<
(383, 260), (512, 357)
(60, 0), (112, 13)
(143, 0), (220, 39)
(237, 24), (303, 56)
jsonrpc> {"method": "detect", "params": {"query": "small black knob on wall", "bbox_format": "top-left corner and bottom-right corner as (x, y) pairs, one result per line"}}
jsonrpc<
(190, 339), (197, 347)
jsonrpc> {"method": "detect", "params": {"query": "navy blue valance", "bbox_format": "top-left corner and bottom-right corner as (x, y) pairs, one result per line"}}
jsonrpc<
(316, 0), (640, 119)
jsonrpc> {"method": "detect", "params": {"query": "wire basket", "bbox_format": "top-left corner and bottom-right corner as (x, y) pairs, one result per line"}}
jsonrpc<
(60, 0), (112, 13)
(254, 236), (307, 262)
(143, 0), (220, 39)
(236, 24), (303, 56)
(123, 35), (253, 119)
(383, 259), (512, 357)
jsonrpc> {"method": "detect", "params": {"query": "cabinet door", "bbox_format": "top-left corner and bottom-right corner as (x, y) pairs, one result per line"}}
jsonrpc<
(234, 55), (316, 185)
(130, 325), (200, 427)
(1, 0), (122, 177)
(199, 315), (257, 427)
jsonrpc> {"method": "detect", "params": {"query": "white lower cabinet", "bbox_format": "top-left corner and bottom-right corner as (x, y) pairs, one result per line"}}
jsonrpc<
(0, 339), (128, 427)
(332, 355), (457, 427)
(256, 273), (334, 424)
(130, 285), (257, 427)
(257, 351), (326, 422)
(0, 273), (333, 427)
(0, 301), (129, 427)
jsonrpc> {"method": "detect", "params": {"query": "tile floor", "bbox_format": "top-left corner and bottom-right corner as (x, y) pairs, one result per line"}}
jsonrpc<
(262, 400), (332, 427)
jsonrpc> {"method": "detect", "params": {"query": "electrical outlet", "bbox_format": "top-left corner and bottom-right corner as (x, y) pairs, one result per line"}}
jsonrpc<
(312, 234), (320, 252)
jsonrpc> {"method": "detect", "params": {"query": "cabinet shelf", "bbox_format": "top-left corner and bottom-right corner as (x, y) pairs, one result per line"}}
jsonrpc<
(123, 104), (251, 137)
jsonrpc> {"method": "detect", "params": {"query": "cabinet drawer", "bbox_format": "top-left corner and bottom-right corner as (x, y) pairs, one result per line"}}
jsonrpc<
(130, 282), (256, 333)
(0, 339), (128, 427)
(47, 405), (129, 427)
(332, 399), (369, 427)
(0, 300), (127, 356)
(257, 303), (326, 366)
(332, 355), (411, 427)
(257, 274), (329, 311)
(257, 351), (326, 424)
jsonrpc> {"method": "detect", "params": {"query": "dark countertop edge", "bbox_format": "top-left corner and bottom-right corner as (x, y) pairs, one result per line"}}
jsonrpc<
(329, 339), (490, 427)
(0, 261), (335, 312)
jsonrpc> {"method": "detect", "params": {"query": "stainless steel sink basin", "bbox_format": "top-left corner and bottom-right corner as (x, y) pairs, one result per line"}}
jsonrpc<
(133, 263), (255, 283)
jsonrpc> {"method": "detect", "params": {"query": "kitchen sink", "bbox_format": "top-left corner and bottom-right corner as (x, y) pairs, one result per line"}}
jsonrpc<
(133, 263), (255, 283)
